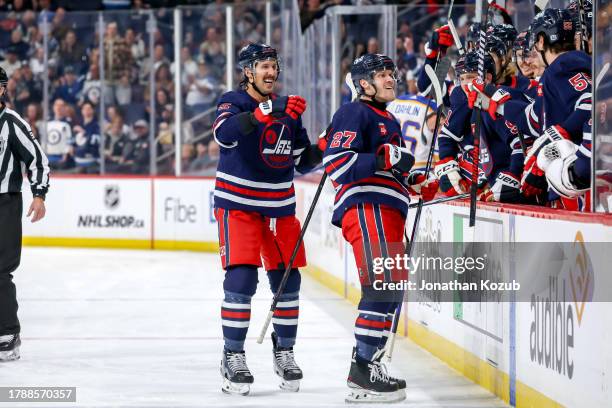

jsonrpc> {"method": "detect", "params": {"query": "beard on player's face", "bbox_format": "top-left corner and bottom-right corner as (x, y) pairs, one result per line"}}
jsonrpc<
(248, 60), (279, 94)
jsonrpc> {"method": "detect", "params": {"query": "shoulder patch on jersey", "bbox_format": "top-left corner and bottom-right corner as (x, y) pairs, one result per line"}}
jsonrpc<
(218, 102), (232, 111)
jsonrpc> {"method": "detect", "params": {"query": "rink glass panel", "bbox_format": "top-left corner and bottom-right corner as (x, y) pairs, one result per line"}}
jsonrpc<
(593, 0), (612, 212)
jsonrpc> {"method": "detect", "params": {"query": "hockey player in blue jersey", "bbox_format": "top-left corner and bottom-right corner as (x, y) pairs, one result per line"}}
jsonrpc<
(212, 43), (322, 395)
(434, 50), (528, 203)
(473, 8), (591, 206)
(323, 54), (437, 403)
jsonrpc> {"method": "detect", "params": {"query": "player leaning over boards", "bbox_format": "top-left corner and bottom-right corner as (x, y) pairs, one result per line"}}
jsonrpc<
(322, 54), (437, 403)
(212, 43), (322, 395)
(0, 66), (50, 362)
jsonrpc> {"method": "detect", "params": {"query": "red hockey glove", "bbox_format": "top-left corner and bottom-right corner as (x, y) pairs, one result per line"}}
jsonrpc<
(376, 144), (415, 175)
(317, 125), (332, 151)
(406, 171), (439, 201)
(253, 95), (307, 123)
(425, 25), (453, 59)
(521, 159), (548, 198)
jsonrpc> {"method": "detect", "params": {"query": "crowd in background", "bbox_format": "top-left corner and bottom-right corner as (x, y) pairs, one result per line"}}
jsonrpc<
(0, 0), (272, 175)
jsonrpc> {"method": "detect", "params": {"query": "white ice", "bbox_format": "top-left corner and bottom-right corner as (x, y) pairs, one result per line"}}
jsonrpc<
(1, 248), (509, 407)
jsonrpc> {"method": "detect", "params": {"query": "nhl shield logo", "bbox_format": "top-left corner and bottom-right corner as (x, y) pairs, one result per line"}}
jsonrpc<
(104, 185), (120, 209)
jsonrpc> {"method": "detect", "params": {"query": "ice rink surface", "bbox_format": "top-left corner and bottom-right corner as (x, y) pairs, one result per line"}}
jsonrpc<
(1, 248), (509, 408)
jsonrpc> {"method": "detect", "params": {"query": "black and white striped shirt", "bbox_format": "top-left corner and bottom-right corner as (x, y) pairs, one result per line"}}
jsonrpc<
(0, 105), (50, 199)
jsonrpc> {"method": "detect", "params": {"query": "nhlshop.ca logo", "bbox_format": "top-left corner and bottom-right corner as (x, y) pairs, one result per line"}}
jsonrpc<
(76, 184), (145, 229)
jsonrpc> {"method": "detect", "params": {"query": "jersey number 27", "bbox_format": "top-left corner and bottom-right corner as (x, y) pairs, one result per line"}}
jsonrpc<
(329, 131), (357, 148)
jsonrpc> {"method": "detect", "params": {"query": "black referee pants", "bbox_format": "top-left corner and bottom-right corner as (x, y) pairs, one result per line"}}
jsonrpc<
(0, 193), (22, 336)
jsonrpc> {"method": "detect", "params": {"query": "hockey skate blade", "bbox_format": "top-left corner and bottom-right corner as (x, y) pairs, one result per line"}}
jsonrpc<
(0, 348), (20, 362)
(345, 386), (406, 404)
(221, 378), (250, 396)
(278, 379), (300, 392)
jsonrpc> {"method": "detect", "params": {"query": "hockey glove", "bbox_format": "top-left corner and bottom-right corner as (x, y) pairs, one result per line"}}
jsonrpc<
(520, 159), (548, 198)
(524, 125), (570, 174)
(434, 157), (468, 197)
(254, 95), (307, 123)
(480, 171), (521, 202)
(376, 144), (415, 175)
(317, 125), (332, 152)
(425, 25), (453, 59)
(406, 171), (439, 202)
(469, 79), (510, 120)
(536, 139), (587, 198)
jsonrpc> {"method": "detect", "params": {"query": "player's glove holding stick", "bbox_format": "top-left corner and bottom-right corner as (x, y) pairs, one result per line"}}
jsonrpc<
(468, 79), (511, 120)
(376, 143), (415, 175)
(425, 25), (454, 59)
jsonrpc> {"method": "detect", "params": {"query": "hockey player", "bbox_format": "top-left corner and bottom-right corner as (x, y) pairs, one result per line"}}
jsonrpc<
(477, 9), (591, 204)
(387, 93), (440, 171)
(212, 43), (322, 395)
(323, 54), (437, 403)
(435, 50), (527, 203)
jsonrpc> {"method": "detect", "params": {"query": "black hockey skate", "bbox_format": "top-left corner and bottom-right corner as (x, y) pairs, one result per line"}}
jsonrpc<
(346, 348), (405, 403)
(220, 348), (253, 395)
(373, 348), (406, 390)
(0, 334), (20, 362)
(271, 332), (303, 392)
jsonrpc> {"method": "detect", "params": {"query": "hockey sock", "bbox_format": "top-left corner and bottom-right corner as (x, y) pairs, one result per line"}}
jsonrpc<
(355, 300), (395, 361)
(267, 268), (301, 348)
(221, 265), (258, 352)
(377, 312), (395, 350)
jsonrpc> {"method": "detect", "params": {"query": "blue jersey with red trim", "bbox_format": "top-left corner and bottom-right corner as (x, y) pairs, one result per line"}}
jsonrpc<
(323, 100), (409, 227)
(212, 90), (311, 217)
(438, 86), (525, 182)
(504, 51), (591, 141)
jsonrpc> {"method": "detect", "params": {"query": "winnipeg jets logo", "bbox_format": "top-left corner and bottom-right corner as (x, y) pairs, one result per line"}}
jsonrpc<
(260, 121), (293, 169)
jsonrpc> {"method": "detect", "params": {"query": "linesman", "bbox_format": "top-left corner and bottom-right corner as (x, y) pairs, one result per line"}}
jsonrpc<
(0, 67), (50, 361)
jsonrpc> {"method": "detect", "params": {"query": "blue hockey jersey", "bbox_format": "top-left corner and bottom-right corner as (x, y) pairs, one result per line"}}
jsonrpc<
(212, 90), (312, 217)
(323, 100), (410, 227)
(504, 51), (591, 141)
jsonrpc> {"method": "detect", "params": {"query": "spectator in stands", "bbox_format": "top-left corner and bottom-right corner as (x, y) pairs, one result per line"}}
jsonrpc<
(366, 37), (379, 54)
(171, 46), (198, 87)
(180, 143), (195, 174)
(57, 30), (86, 74)
(104, 105), (130, 136)
(51, 8), (70, 42)
(1, 47), (21, 77)
(155, 63), (173, 95)
(25, 102), (43, 141)
(115, 119), (151, 174)
(199, 27), (225, 79)
(116, 73), (132, 106)
(81, 63), (102, 106)
(104, 116), (131, 171)
(9, 29), (29, 61)
(153, 89), (172, 127)
(44, 98), (74, 170)
(53, 66), (83, 106)
(103, 21), (132, 103)
(152, 44), (169, 73)
(185, 59), (219, 118)
(72, 101), (101, 173)
(29, 47), (45, 78)
(124, 28), (145, 67)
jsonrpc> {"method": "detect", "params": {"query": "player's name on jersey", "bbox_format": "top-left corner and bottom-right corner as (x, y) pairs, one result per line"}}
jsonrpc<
(372, 279), (521, 292)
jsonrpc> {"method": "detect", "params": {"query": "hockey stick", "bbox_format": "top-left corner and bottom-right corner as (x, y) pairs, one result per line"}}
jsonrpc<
(385, 64), (445, 361)
(577, 0), (589, 52)
(468, 0), (491, 228)
(256, 172), (327, 344)
(534, 0), (549, 14)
